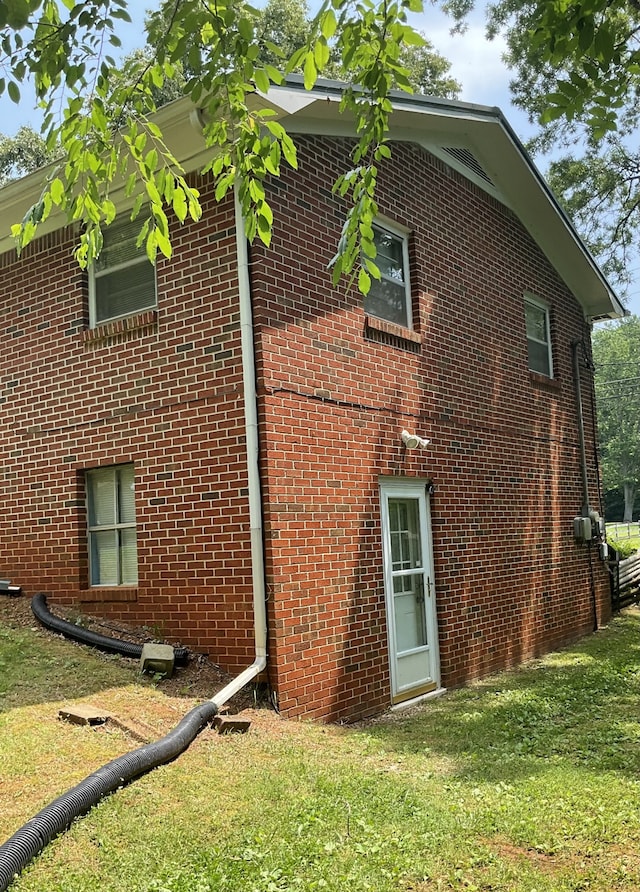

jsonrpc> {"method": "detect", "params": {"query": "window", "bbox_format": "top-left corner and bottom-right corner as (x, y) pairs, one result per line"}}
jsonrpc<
(86, 464), (138, 586)
(89, 216), (156, 327)
(524, 295), (553, 377)
(364, 223), (412, 328)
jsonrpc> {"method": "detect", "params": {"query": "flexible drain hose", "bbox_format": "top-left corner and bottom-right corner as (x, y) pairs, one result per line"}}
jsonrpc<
(31, 594), (189, 665)
(0, 700), (218, 892)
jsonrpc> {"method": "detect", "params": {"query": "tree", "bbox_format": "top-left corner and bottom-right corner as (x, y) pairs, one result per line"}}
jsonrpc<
(442, 0), (640, 295)
(132, 0), (459, 117)
(0, 0), (436, 295)
(544, 146), (638, 291)
(0, 124), (60, 184)
(593, 316), (640, 522)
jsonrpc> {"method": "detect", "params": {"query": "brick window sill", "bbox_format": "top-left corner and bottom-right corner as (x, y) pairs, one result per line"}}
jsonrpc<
(80, 587), (138, 603)
(81, 310), (158, 345)
(365, 315), (422, 347)
(530, 370), (561, 391)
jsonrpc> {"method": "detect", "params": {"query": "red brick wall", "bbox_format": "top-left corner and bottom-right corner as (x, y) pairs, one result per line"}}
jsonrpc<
(0, 181), (257, 669)
(250, 136), (610, 720)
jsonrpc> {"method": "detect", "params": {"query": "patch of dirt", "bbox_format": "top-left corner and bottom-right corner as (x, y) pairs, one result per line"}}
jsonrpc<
(0, 593), (269, 714)
(489, 838), (561, 875)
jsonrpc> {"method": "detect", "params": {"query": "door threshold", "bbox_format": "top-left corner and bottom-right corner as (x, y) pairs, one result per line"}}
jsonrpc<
(391, 687), (447, 711)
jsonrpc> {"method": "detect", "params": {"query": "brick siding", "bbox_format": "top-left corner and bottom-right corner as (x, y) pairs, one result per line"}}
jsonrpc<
(251, 136), (610, 720)
(0, 183), (256, 669)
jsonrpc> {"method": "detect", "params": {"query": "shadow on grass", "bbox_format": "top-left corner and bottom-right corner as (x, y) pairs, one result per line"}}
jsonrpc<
(360, 612), (640, 783)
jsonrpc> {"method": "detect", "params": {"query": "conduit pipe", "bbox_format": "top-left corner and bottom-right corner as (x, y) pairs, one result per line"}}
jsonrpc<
(572, 339), (599, 631)
(572, 339), (591, 518)
(30, 593), (190, 665)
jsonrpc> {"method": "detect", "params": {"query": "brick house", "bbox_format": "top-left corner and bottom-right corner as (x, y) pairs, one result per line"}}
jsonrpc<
(0, 81), (624, 720)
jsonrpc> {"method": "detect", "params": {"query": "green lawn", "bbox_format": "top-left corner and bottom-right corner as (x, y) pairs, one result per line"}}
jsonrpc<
(3, 609), (640, 891)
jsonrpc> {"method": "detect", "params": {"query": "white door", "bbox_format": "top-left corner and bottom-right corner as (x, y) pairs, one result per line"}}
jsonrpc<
(380, 479), (440, 703)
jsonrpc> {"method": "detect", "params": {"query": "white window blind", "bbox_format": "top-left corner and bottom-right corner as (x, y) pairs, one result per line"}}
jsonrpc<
(87, 464), (138, 586)
(90, 217), (156, 326)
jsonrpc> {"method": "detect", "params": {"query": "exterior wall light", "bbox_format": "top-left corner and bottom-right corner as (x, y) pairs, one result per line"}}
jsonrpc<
(401, 429), (430, 450)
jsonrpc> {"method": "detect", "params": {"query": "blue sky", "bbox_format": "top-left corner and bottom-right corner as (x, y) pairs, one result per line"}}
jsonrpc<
(1, 3), (637, 315)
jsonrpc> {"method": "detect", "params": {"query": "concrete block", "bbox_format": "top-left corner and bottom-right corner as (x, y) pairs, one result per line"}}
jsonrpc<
(140, 643), (175, 677)
(59, 705), (112, 726)
(213, 715), (251, 734)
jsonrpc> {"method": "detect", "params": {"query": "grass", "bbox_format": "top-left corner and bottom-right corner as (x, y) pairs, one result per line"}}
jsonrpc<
(3, 612), (640, 891)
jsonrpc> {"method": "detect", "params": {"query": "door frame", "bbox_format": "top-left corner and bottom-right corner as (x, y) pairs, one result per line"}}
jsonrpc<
(380, 477), (441, 704)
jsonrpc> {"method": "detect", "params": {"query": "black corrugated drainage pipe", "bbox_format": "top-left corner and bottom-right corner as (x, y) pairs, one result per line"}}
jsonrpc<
(31, 593), (189, 665)
(0, 699), (218, 892)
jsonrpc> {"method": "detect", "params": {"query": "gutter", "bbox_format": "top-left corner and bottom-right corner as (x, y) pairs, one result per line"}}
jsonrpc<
(209, 185), (268, 709)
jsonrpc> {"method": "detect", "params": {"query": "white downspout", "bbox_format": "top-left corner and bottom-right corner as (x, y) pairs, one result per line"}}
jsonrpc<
(209, 186), (268, 708)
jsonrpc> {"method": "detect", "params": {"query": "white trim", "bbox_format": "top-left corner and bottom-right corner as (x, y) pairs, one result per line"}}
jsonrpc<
(380, 477), (440, 702)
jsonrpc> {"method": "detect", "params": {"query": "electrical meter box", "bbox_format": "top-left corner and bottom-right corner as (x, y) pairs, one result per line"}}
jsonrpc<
(573, 516), (592, 541)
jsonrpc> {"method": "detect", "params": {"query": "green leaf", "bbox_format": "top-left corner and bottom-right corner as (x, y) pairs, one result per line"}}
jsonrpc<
(155, 226), (172, 259)
(320, 9), (337, 39)
(50, 178), (65, 205)
(7, 80), (20, 104)
(172, 188), (188, 222)
(358, 267), (371, 294)
(253, 68), (270, 94)
(303, 52), (317, 90)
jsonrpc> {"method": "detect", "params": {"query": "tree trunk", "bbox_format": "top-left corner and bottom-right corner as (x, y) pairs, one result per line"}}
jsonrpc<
(623, 481), (636, 522)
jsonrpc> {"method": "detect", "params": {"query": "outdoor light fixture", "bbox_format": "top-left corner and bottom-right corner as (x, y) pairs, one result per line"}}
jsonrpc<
(401, 429), (430, 450)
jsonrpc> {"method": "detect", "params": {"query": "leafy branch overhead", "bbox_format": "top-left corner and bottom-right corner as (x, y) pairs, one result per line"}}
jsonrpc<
(456, 0), (640, 296)
(0, 0), (446, 295)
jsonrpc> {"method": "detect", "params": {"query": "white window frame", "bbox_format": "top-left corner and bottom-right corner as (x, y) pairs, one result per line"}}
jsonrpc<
(86, 464), (138, 587)
(88, 217), (157, 328)
(524, 293), (554, 378)
(365, 218), (413, 329)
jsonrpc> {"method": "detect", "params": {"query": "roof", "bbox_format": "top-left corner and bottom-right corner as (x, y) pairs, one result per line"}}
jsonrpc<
(0, 77), (625, 320)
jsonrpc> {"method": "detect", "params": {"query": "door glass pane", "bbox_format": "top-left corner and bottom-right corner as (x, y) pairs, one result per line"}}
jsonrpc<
(90, 530), (118, 585)
(393, 572), (427, 650)
(389, 499), (422, 571)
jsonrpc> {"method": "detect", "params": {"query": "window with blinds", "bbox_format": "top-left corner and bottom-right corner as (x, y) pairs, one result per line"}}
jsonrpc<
(524, 294), (554, 377)
(89, 217), (157, 326)
(86, 464), (138, 586)
(364, 222), (412, 329)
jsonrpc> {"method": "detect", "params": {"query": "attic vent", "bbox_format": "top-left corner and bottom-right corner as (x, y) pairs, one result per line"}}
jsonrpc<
(442, 147), (495, 187)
